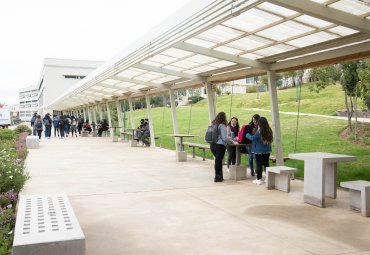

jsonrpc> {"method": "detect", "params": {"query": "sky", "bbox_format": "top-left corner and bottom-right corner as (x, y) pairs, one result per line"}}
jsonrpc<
(0, 0), (192, 105)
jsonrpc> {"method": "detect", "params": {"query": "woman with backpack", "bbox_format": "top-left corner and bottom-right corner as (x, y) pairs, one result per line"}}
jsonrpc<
(246, 117), (273, 185)
(34, 115), (43, 139)
(70, 117), (78, 137)
(226, 117), (240, 168)
(210, 112), (234, 182)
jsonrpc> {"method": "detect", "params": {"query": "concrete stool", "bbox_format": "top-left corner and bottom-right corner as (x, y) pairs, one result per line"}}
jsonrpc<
(81, 131), (89, 137)
(92, 132), (97, 137)
(266, 166), (297, 192)
(129, 140), (138, 147)
(112, 136), (119, 142)
(26, 136), (39, 149)
(340, 181), (370, 217)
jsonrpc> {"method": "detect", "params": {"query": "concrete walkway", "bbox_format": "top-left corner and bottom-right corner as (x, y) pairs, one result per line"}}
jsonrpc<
(22, 136), (370, 255)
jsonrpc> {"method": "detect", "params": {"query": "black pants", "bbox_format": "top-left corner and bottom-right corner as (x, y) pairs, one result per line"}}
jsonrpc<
(210, 143), (226, 181)
(98, 127), (108, 136)
(37, 130), (42, 139)
(77, 124), (83, 134)
(255, 153), (270, 180)
(54, 126), (60, 137)
(226, 145), (236, 167)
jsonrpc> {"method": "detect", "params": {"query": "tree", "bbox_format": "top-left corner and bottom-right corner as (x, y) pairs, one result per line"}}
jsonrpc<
(340, 62), (359, 137)
(357, 59), (370, 110)
(308, 65), (340, 93)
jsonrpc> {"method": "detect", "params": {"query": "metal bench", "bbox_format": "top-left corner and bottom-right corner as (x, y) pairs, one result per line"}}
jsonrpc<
(181, 142), (210, 161)
(340, 180), (370, 217)
(13, 193), (85, 255)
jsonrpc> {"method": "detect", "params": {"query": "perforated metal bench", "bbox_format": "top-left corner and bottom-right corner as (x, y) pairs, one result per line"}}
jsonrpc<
(340, 180), (370, 217)
(13, 193), (85, 255)
(181, 142), (210, 161)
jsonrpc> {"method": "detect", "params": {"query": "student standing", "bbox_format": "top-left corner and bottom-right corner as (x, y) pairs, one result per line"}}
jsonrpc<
(246, 117), (273, 185)
(34, 115), (43, 139)
(53, 115), (60, 137)
(226, 117), (240, 168)
(210, 112), (234, 182)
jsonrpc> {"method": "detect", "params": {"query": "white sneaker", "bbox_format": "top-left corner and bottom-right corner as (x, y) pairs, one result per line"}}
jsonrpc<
(256, 179), (264, 185)
(252, 179), (258, 184)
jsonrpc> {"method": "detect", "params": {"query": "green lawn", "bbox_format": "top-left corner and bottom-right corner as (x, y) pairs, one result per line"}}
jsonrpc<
(122, 84), (369, 184)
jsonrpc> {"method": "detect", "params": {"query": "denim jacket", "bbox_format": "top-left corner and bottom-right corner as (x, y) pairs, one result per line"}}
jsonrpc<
(217, 124), (234, 146)
(246, 130), (271, 154)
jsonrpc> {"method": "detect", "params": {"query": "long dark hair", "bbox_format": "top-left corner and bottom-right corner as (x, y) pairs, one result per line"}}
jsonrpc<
(258, 117), (273, 144)
(213, 112), (227, 125)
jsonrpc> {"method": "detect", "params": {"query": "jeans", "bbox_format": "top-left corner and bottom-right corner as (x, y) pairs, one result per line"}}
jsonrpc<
(247, 144), (255, 175)
(255, 153), (270, 180)
(210, 143), (226, 181)
(226, 145), (236, 167)
(44, 125), (51, 137)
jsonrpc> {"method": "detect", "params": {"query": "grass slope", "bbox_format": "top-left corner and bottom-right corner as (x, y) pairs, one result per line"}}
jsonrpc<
(124, 84), (369, 183)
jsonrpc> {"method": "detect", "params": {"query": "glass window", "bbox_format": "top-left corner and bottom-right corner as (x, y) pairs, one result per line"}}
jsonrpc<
(256, 21), (314, 41)
(329, 0), (370, 15)
(328, 26), (359, 36)
(287, 31), (338, 48)
(223, 8), (282, 32)
(253, 44), (296, 57)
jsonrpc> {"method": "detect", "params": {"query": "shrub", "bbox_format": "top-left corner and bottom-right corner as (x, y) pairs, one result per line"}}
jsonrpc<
(13, 125), (32, 135)
(0, 130), (15, 140)
(188, 96), (204, 104)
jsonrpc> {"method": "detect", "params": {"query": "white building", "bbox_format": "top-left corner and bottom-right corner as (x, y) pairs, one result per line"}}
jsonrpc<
(18, 85), (39, 121)
(37, 58), (103, 116)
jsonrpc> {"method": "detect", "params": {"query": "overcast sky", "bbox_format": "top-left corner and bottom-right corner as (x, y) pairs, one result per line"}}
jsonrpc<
(0, 0), (192, 105)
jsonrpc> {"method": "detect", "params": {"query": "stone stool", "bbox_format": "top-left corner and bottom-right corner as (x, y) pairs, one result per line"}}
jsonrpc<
(266, 166), (297, 192)
(340, 181), (370, 217)
(26, 136), (39, 149)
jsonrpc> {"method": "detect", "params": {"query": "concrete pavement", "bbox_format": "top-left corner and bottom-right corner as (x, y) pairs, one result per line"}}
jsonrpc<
(22, 136), (370, 255)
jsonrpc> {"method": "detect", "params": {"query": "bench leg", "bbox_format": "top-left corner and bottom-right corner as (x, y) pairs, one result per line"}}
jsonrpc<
(192, 147), (195, 158)
(363, 186), (370, 217)
(202, 149), (205, 161)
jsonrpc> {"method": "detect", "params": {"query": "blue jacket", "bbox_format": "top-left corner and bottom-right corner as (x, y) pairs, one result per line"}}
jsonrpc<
(53, 116), (59, 127)
(246, 130), (272, 154)
(217, 124), (233, 146)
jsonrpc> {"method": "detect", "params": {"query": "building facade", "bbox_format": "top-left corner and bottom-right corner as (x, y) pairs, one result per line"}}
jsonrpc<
(18, 86), (39, 121)
(37, 58), (103, 116)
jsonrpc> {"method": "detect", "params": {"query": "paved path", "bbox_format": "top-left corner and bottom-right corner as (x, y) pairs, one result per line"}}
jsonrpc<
(243, 108), (370, 123)
(22, 136), (370, 255)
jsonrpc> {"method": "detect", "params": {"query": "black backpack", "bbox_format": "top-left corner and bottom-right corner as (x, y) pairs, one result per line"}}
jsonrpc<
(205, 124), (219, 144)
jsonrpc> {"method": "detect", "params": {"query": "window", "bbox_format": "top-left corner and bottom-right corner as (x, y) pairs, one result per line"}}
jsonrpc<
(63, 75), (86, 79)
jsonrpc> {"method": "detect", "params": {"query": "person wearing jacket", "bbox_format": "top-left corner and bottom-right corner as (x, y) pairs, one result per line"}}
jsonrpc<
(34, 115), (43, 139)
(226, 117), (240, 168)
(211, 112), (234, 182)
(246, 117), (273, 185)
(53, 115), (60, 137)
(245, 114), (260, 176)
(43, 113), (52, 138)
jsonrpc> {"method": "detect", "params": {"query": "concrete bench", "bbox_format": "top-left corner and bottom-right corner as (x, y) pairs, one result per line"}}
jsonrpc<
(269, 155), (290, 163)
(81, 130), (89, 137)
(26, 136), (39, 149)
(340, 180), (370, 217)
(181, 142), (210, 161)
(120, 132), (133, 142)
(266, 166), (297, 192)
(13, 193), (85, 255)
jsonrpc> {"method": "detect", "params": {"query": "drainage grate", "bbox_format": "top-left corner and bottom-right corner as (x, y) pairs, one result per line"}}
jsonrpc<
(13, 193), (85, 248)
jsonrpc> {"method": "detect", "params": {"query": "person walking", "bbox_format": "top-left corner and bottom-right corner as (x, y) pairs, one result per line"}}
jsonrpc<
(70, 117), (78, 137)
(77, 115), (84, 136)
(246, 117), (273, 185)
(43, 113), (52, 138)
(210, 112), (234, 182)
(53, 115), (60, 137)
(34, 115), (43, 139)
(59, 116), (65, 139)
(30, 113), (37, 136)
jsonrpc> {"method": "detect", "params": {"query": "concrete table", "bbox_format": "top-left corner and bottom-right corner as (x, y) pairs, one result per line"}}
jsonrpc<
(228, 143), (247, 180)
(289, 152), (357, 207)
(170, 134), (196, 162)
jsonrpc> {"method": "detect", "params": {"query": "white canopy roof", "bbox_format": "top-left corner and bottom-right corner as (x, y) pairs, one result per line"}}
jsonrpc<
(48, 0), (370, 110)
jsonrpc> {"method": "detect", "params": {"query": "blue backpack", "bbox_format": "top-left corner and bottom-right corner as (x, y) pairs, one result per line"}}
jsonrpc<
(35, 121), (43, 129)
(205, 124), (219, 144)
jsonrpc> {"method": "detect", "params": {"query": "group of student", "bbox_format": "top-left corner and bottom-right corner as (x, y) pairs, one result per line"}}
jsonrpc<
(30, 113), (110, 139)
(135, 118), (151, 146)
(209, 112), (273, 185)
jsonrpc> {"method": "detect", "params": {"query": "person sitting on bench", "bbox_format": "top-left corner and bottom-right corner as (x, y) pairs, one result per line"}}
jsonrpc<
(139, 118), (150, 146)
(83, 120), (92, 134)
(98, 119), (109, 137)
(136, 119), (145, 141)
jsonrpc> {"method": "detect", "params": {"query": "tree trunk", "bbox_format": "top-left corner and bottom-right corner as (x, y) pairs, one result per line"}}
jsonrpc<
(344, 91), (352, 131)
(354, 95), (358, 142)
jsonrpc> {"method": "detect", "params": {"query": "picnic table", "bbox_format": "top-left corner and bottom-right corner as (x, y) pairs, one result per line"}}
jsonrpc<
(289, 152), (357, 208)
(170, 134), (196, 162)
